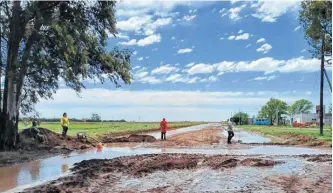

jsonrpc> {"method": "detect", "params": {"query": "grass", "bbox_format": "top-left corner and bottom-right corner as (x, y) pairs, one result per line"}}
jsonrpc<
(240, 125), (332, 142)
(18, 121), (204, 139)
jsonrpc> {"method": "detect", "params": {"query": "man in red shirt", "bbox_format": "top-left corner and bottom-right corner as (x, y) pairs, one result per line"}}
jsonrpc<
(160, 118), (168, 140)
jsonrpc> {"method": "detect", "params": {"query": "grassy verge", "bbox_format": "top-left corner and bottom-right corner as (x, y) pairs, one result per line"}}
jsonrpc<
(18, 122), (205, 139)
(240, 125), (332, 143)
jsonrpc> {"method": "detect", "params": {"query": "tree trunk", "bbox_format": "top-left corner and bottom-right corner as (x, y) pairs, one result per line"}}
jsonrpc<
(0, 1), (23, 150)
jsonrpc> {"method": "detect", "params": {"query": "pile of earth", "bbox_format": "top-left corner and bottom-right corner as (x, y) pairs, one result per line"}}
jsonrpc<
(19, 127), (93, 151)
(23, 153), (286, 193)
(101, 134), (156, 143)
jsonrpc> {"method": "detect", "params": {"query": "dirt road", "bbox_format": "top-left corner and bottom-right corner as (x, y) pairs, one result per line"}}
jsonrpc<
(1, 124), (331, 193)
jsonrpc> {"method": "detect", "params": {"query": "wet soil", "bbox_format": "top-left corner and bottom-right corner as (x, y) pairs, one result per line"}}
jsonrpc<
(22, 153), (332, 193)
(22, 153), (285, 193)
(0, 128), (94, 167)
(102, 134), (156, 143)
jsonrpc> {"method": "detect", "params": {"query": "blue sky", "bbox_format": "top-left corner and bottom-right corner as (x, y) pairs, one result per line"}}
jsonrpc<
(36, 0), (332, 121)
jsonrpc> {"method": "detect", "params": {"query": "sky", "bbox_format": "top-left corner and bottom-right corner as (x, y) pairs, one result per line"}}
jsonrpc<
(36, 0), (332, 121)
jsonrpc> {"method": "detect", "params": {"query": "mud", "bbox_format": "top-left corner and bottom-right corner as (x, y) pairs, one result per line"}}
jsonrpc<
(23, 154), (287, 193)
(0, 128), (93, 167)
(102, 134), (156, 143)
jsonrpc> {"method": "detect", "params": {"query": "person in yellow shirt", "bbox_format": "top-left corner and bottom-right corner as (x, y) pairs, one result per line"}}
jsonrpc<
(60, 112), (69, 137)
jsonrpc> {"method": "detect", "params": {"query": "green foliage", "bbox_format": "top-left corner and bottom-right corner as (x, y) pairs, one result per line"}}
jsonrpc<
(0, 1), (133, 115)
(299, 1), (332, 58)
(232, 112), (249, 125)
(258, 98), (288, 125)
(91, 113), (101, 122)
(288, 99), (314, 115)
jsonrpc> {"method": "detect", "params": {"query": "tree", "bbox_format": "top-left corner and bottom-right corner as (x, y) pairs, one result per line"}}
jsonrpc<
(0, 1), (132, 150)
(258, 98), (288, 125)
(299, 1), (332, 59)
(232, 112), (249, 125)
(288, 99), (314, 116)
(91, 113), (101, 122)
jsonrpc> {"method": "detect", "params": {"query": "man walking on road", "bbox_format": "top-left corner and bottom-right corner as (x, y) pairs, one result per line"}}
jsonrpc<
(160, 118), (168, 140)
(227, 119), (234, 144)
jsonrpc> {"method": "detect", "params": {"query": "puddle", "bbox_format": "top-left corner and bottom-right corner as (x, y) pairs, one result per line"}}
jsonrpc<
(222, 127), (271, 143)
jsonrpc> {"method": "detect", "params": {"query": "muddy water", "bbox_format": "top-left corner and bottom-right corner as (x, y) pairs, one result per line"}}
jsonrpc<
(1, 146), (330, 193)
(0, 123), (330, 193)
(222, 128), (271, 143)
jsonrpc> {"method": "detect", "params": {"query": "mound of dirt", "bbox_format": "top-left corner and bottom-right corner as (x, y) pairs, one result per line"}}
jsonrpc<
(102, 134), (156, 143)
(306, 155), (332, 162)
(19, 127), (93, 151)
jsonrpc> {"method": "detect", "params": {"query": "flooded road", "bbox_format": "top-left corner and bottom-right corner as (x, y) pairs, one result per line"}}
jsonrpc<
(0, 123), (331, 193)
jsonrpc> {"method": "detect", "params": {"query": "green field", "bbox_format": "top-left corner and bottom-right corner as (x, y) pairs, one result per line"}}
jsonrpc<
(240, 125), (332, 142)
(19, 122), (204, 139)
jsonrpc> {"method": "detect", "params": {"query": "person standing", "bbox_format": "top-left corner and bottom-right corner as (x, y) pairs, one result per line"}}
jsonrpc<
(227, 119), (234, 144)
(160, 118), (168, 140)
(60, 113), (69, 137)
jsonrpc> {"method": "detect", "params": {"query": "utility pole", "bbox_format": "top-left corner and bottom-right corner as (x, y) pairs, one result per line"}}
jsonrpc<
(320, 36), (325, 136)
(239, 109), (241, 125)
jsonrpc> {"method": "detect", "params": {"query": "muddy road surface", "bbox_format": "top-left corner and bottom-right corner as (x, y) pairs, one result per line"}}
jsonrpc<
(0, 123), (331, 193)
(23, 154), (332, 193)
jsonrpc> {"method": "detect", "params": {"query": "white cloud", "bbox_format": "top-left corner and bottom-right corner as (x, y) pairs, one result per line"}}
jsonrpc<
(152, 65), (178, 74)
(189, 9), (197, 14)
(187, 63), (215, 75)
(301, 49), (306, 53)
(177, 48), (193, 54)
(152, 48), (158, 51)
(235, 33), (250, 40)
(229, 4), (246, 21)
(120, 39), (137, 46)
(293, 26), (301, 32)
(133, 51), (138, 55)
(256, 43), (273, 54)
(183, 15), (196, 21)
(252, 75), (276, 81)
(165, 74), (199, 84)
(137, 34), (161, 46)
(137, 57), (144, 61)
(135, 71), (149, 78)
(132, 66), (141, 70)
(251, 1), (299, 22)
(171, 36), (176, 40)
(228, 33), (250, 40)
(228, 35), (236, 40)
(138, 76), (162, 84)
(217, 72), (225, 76)
(238, 30), (243, 34)
(256, 38), (266, 43)
(200, 76), (218, 83)
(212, 8), (216, 12)
(246, 44), (252, 48)
(219, 8), (228, 18)
(116, 15), (172, 35)
(145, 56), (150, 59)
(183, 57), (325, 74)
(220, 37), (224, 40)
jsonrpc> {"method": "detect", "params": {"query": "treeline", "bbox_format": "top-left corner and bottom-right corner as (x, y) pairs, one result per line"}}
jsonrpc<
(20, 118), (126, 123)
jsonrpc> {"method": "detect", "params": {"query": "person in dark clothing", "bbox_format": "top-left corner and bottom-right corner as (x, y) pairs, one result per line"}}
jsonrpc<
(227, 119), (234, 144)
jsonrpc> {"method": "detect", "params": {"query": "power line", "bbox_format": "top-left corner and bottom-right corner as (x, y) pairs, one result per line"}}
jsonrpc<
(310, 73), (319, 97)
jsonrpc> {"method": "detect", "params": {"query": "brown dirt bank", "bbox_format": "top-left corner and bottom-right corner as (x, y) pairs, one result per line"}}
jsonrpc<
(0, 128), (94, 167)
(23, 153), (287, 193)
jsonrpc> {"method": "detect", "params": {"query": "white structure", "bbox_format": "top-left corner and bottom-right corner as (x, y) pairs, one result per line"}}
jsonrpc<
(291, 113), (317, 123)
